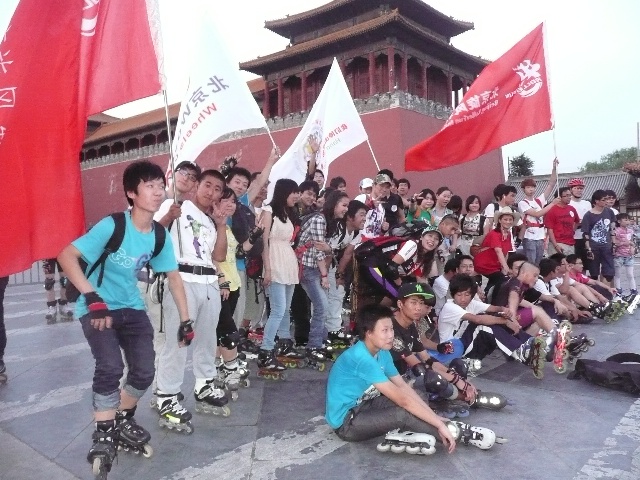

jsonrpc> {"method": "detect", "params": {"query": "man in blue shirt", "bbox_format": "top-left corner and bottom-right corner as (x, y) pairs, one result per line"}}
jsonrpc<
(58, 161), (191, 476)
(325, 304), (456, 452)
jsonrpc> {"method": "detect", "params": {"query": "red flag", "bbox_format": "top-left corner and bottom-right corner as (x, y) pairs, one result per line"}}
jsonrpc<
(406, 23), (551, 172)
(0, 0), (162, 277)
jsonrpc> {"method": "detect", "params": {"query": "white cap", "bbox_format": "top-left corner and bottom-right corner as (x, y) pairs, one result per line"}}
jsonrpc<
(359, 177), (374, 189)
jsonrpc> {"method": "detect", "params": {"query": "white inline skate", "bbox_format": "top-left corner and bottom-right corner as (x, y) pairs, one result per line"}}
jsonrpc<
(446, 421), (507, 450)
(376, 429), (436, 455)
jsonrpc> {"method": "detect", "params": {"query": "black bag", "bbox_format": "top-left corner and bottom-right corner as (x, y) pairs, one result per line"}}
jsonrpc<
(66, 212), (166, 302)
(567, 353), (640, 395)
(231, 202), (263, 258)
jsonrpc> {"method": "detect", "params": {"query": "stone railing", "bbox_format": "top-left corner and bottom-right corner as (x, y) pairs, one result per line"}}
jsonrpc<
(81, 92), (452, 168)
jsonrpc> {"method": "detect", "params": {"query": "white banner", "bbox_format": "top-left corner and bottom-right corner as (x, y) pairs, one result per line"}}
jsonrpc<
(171, 4), (266, 167)
(0, 0), (19, 42)
(268, 58), (368, 196)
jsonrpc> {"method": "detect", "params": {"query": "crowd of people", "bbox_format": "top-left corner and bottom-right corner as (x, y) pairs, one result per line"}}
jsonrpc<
(2, 148), (633, 475)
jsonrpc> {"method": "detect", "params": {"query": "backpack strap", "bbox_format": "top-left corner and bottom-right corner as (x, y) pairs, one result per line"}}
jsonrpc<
(606, 353), (640, 364)
(86, 212), (127, 288)
(151, 220), (166, 259)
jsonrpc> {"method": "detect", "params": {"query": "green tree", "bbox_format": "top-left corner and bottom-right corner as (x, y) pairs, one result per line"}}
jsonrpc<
(509, 153), (534, 177)
(579, 147), (638, 173)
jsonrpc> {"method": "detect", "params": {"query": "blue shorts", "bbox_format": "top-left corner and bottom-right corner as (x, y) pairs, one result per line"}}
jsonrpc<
(614, 256), (634, 268)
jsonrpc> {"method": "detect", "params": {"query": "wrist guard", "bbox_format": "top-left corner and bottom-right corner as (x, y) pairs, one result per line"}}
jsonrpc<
(248, 227), (264, 244)
(437, 341), (455, 355)
(178, 320), (194, 346)
(84, 292), (108, 320)
(219, 281), (231, 290)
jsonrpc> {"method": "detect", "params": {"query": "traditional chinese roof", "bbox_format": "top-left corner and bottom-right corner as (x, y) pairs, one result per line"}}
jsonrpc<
(84, 79), (265, 145)
(506, 170), (633, 202)
(242, 10), (487, 76)
(265, 0), (473, 39)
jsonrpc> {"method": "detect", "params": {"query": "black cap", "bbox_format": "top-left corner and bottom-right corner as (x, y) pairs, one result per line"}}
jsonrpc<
(397, 282), (434, 300)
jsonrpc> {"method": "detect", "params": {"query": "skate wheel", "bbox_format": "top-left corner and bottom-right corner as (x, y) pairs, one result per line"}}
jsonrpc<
(561, 349), (569, 359)
(317, 362), (326, 372)
(420, 446), (436, 455)
(221, 405), (231, 417)
(142, 444), (153, 458)
(533, 369), (544, 380)
(242, 379), (251, 388)
(554, 364), (567, 374)
(92, 457), (102, 476)
(582, 346), (589, 353)
(588, 339), (596, 346)
(376, 442), (390, 453)
(231, 391), (239, 402)
(495, 436), (508, 444)
(390, 445), (405, 453)
(405, 445), (420, 454)
(184, 424), (194, 435)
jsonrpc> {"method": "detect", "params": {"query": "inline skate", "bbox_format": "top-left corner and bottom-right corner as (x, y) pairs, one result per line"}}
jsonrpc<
(156, 393), (194, 434)
(115, 407), (153, 458)
(219, 359), (249, 401)
(87, 420), (117, 480)
(275, 338), (307, 368)
(0, 359), (7, 385)
(257, 349), (286, 380)
(305, 347), (330, 371)
(446, 421), (506, 449)
(194, 380), (231, 416)
(552, 321), (572, 374)
(376, 429), (436, 455)
(45, 302), (57, 324)
(512, 336), (546, 379)
(58, 300), (74, 322)
(325, 328), (355, 351)
(566, 333), (596, 363)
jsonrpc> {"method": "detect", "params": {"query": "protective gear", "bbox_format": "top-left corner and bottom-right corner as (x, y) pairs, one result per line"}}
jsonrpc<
(44, 277), (55, 291)
(59, 276), (67, 289)
(437, 341), (455, 355)
(567, 178), (585, 187)
(178, 320), (195, 346)
(219, 331), (241, 350)
(84, 292), (109, 320)
(424, 369), (456, 400)
(411, 362), (428, 378)
(248, 226), (264, 245)
(448, 358), (469, 379)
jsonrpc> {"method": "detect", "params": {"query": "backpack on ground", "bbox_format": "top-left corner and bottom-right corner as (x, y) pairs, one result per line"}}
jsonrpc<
(567, 353), (640, 395)
(65, 212), (166, 302)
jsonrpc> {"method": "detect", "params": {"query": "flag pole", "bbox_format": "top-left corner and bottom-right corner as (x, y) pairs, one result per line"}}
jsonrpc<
(543, 21), (560, 198)
(366, 139), (381, 171)
(162, 89), (183, 257)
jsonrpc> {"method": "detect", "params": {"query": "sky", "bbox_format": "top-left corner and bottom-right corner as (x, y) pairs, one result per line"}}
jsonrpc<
(105, 0), (640, 176)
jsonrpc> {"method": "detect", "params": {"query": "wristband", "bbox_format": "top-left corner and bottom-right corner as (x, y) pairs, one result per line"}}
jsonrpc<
(178, 320), (195, 346)
(85, 292), (109, 320)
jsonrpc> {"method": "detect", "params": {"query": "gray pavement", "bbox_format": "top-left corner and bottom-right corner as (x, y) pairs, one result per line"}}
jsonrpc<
(2, 282), (640, 480)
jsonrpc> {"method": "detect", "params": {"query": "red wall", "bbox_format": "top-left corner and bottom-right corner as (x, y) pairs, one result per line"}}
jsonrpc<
(81, 108), (504, 226)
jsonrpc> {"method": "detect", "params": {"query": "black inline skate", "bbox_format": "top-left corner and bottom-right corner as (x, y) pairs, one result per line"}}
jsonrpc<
(257, 349), (286, 380)
(156, 392), (194, 434)
(87, 420), (118, 479)
(305, 347), (330, 371)
(0, 359), (7, 385)
(566, 333), (596, 363)
(115, 406), (153, 458)
(325, 328), (355, 351)
(194, 379), (231, 416)
(276, 338), (307, 368)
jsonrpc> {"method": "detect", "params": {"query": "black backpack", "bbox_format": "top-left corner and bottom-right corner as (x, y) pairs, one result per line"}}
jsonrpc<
(231, 202), (263, 258)
(66, 212), (166, 302)
(568, 353), (640, 395)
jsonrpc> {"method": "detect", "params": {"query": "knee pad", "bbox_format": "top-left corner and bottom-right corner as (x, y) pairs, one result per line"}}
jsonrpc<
(448, 358), (468, 379)
(423, 369), (455, 399)
(219, 331), (241, 349)
(44, 277), (55, 291)
(411, 363), (428, 378)
(59, 276), (67, 289)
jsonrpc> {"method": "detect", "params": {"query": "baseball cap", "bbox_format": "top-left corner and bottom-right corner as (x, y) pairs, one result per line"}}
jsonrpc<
(397, 282), (434, 300)
(567, 178), (585, 187)
(359, 177), (374, 189)
(420, 225), (444, 243)
(374, 173), (392, 185)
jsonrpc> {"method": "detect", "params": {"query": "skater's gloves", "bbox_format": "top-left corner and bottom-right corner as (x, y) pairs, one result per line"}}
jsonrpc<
(84, 292), (111, 330)
(178, 320), (195, 347)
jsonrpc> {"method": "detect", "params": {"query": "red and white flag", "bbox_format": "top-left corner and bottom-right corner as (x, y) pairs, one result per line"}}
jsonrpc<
(268, 58), (368, 196)
(0, 0), (162, 277)
(171, 4), (267, 171)
(405, 23), (552, 172)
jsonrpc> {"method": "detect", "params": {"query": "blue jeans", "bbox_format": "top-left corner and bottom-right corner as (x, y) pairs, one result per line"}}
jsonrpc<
(80, 308), (155, 412)
(262, 282), (295, 351)
(301, 266), (328, 349)
(426, 338), (465, 364)
(522, 238), (544, 265)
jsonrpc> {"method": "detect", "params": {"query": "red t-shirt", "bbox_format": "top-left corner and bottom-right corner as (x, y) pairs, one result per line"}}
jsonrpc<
(545, 205), (579, 245)
(473, 230), (512, 275)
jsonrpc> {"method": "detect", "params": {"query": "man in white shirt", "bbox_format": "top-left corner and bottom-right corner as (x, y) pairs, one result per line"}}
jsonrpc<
(432, 258), (459, 317)
(517, 158), (559, 265)
(568, 177), (592, 273)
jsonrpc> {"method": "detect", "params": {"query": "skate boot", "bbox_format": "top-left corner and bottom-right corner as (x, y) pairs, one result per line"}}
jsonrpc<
(305, 347), (330, 371)
(276, 338), (307, 368)
(429, 398), (470, 419)
(194, 380), (231, 416)
(219, 359), (247, 401)
(87, 420), (118, 479)
(471, 391), (512, 411)
(551, 321), (572, 374)
(45, 302), (57, 324)
(462, 358), (482, 377)
(566, 333), (595, 362)
(58, 300), (74, 322)
(446, 421), (506, 450)
(625, 291), (640, 314)
(512, 337), (546, 379)
(115, 406), (153, 457)
(325, 328), (355, 350)
(0, 359), (7, 385)
(247, 327), (264, 344)
(257, 349), (286, 380)
(376, 428), (436, 455)
(156, 393), (194, 434)
(541, 327), (559, 362)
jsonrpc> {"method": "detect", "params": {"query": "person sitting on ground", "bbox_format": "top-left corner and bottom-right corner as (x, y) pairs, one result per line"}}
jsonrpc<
(566, 254), (617, 300)
(325, 304), (456, 449)
(549, 253), (614, 306)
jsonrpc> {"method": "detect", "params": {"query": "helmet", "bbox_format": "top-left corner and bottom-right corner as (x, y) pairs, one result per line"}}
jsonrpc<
(567, 178), (585, 188)
(420, 225), (444, 246)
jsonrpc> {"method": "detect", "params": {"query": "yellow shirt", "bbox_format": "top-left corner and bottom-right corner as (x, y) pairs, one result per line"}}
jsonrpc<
(218, 227), (241, 291)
